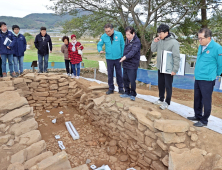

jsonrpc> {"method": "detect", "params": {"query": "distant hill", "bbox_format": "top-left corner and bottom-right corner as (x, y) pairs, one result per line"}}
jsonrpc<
(0, 13), (77, 29)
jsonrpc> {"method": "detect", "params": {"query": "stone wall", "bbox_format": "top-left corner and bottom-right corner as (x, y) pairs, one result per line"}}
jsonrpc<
(1, 72), (222, 170)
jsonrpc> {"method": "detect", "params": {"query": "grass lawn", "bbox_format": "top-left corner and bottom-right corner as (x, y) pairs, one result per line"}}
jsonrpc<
(24, 50), (99, 68)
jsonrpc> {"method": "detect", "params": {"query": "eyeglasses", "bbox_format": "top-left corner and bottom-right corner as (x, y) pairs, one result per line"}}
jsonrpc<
(198, 37), (206, 41)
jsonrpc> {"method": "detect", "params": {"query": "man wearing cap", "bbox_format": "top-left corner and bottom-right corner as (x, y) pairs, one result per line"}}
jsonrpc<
(187, 28), (222, 127)
(97, 23), (125, 95)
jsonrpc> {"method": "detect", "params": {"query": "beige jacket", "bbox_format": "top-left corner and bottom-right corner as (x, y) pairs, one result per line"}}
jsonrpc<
(61, 44), (69, 60)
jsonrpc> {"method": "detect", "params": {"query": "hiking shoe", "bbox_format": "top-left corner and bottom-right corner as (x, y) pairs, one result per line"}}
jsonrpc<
(15, 72), (19, 77)
(71, 74), (75, 78)
(130, 96), (136, 101)
(106, 90), (114, 95)
(3, 72), (7, 77)
(118, 90), (125, 94)
(193, 121), (207, 127)
(160, 102), (168, 110)
(153, 100), (164, 105)
(10, 72), (17, 78)
(120, 94), (130, 98)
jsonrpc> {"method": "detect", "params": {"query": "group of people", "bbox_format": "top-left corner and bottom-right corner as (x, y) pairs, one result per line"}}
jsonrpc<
(61, 34), (84, 79)
(98, 23), (222, 127)
(0, 20), (221, 127)
(0, 22), (27, 77)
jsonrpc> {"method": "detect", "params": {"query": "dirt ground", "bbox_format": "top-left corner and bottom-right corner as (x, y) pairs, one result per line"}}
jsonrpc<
(36, 107), (131, 169)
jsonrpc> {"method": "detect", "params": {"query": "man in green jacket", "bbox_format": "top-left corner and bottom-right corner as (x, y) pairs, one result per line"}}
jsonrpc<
(187, 28), (222, 127)
(97, 23), (125, 95)
(151, 24), (180, 110)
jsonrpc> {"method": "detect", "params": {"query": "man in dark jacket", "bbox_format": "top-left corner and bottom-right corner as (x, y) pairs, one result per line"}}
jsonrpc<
(0, 22), (17, 77)
(12, 25), (27, 76)
(34, 27), (52, 73)
(120, 26), (141, 101)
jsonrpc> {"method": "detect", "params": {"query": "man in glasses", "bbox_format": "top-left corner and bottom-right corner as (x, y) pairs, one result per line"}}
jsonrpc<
(151, 24), (180, 110)
(187, 28), (222, 127)
(97, 23), (125, 95)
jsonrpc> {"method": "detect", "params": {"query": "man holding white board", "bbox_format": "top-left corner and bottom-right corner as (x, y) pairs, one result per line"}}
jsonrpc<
(151, 24), (180, 110)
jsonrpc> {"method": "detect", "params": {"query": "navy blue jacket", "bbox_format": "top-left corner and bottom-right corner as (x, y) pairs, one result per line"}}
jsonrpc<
(13, 34), (27, 57)
(122, 35), (141, 69)
(0, 30), (16, 55)
(34, 33), (52, 56)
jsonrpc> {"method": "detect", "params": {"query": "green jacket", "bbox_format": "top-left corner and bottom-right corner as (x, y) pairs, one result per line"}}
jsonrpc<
(195, 39), (222, 81)
(97, 31), (125, 60)
(151, 33), (180, 73)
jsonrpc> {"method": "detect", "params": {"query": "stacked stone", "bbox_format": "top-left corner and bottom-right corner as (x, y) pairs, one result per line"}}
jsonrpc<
(77, 93), (222, 170)
(0, 80), (72, 170)
(13, 73), (82, 111)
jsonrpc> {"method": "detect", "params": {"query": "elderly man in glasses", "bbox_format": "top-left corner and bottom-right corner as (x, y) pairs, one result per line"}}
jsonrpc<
(187, 28), (222, 127)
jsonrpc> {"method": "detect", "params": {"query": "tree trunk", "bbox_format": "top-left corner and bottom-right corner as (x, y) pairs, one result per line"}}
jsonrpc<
(201, 0), (207, 28)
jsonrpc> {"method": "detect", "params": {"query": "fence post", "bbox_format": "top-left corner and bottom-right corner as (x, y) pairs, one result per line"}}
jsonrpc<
(94, 68), (97, 79)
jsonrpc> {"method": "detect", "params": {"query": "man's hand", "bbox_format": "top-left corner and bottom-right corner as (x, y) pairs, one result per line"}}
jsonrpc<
(7, 46), (10, 49)
(154, 37), (160, 43)
(171, 72), (176, 76)
(120, 56), (126, 62)
(50, 51), (52, 53)
(100, 51), (105, 54)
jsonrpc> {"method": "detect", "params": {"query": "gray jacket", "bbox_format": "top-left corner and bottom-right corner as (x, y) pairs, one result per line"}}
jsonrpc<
(151, 32), (180, 73)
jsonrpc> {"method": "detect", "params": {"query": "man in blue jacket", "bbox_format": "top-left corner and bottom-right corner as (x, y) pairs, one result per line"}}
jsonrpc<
(187, 28), (222, 127)
(12, 25), (27, 76)
(97, 23), (125, 95)
(34, 27), (52, 73)
(0, 22), (17, 77)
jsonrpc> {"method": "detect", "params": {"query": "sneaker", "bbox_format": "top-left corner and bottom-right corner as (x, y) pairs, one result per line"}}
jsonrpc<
(118, 90), (125, 94)
(67, 73), (70, 76)
(71, 74), (75, 78)
(153, 100), (164, 105)
(130, 96), (136, 101)
(160, 102), (168, 110)
(76, 76), (79, 79)
(120, 94), (130, 98)
(106, 90), (114, 95)
(193, 121), (207, 127)
(15, 72), (19, 77)
(3, 72), (7, 77)
(10, 72), (17, 78)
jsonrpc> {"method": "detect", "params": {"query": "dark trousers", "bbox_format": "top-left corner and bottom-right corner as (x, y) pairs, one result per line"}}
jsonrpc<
(0, 57), (2, 77)
(158, 70), (174, 105)
(123, 68), (137, 96)
(65, 59), (73, 74)
(194, 80), (215, 124)
(106, 58), (123, 91)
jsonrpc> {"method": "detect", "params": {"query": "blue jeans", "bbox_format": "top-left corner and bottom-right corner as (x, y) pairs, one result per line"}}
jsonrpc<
(1, 54), (14, 73)
(71, 63), (81, 76)
(13, 56), (24, 73)
(38, 54), (49, 72)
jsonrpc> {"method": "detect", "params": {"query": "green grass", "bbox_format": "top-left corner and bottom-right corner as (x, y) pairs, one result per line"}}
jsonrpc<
(24, 49), (99, 68)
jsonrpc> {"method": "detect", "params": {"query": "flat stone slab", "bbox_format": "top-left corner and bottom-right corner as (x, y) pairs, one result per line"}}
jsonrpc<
(89, 85), (109, 90)
(154, 120), (189, 133)
(0, 106), (31, 123)
(0, 91), (28, 114)
(129, 107), (156, 131)
(9, 118), (38, 136)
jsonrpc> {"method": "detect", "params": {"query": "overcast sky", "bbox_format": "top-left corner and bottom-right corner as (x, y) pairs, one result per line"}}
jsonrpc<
(0, 0), (55, 18)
